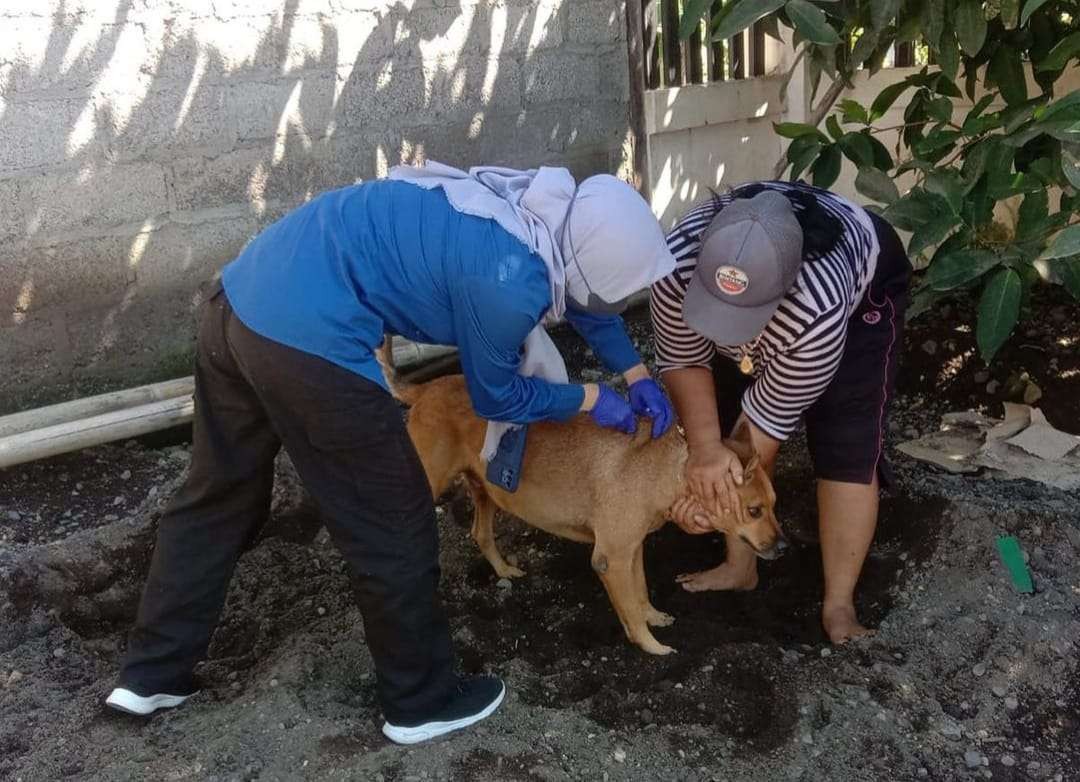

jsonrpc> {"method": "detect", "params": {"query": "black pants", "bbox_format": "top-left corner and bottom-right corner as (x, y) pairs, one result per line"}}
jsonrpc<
(120, 289), (457, 725)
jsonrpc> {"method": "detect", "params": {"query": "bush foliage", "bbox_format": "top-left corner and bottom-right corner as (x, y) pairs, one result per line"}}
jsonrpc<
(681, 0), (1080, 361)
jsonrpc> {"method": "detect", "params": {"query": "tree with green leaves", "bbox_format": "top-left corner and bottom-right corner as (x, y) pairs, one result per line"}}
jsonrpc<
(680, 0), (1080, 362)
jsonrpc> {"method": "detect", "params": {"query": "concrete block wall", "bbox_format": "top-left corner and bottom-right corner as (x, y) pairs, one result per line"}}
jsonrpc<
(0, 0), (633, 413)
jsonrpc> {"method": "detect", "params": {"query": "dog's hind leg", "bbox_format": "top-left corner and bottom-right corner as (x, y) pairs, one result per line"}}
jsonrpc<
(593, 543), (674, 656)
(465, 477), (525, 579)
(633, 545), (674, 628)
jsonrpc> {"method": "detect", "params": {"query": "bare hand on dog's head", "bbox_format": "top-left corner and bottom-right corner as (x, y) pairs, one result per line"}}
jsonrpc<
(669, 495), (714, 534)
(685, 440), (744, 521)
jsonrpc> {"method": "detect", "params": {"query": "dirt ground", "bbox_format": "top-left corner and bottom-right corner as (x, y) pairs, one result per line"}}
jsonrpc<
(2, 303), (1079, 782)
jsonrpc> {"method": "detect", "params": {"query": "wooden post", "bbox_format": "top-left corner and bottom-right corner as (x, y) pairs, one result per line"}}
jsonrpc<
(625, 0), (652, 198)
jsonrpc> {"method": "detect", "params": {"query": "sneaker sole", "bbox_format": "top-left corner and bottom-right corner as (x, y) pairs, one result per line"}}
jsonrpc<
(382, 683), (505, 745)
(105, 688), (193, 716)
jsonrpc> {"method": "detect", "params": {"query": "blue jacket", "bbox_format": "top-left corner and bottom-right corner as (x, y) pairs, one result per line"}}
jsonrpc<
(222, 180), (641, 423)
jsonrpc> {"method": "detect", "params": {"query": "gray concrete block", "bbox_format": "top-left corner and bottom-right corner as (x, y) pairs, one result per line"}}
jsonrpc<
(337, 61), (427, 129)
(489, 0), (565, 54)
(567, 1), (625, 44)
(102, 82), (237, 159)
(0, 236), (131, 315)
(0, 96), (95, 173)
(170, 147), (271, 213)
(3, 163), (169, 243)
(522, 51), (599, 103)
(131, 213), (268, 294)
(597, 48), (631, 103)
(60, 290), (199, 391)
(0, 312), (73, 413)
(420, 55), (522, 119)
(230, 73), (337, 143)
(212, 0), (335, 17)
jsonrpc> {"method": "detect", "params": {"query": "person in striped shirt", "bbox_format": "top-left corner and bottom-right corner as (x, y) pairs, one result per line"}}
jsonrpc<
(651, 182), (911, 643)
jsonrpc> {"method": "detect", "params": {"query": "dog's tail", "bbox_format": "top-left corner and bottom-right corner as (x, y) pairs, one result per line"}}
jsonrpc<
(376, 335), (423, 406)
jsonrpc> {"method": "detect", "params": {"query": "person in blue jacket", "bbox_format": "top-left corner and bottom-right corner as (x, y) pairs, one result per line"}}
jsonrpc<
(105, 161), (677, 745)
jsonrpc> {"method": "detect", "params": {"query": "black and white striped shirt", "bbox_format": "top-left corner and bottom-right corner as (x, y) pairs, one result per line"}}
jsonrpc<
(651, 181), (880, 441)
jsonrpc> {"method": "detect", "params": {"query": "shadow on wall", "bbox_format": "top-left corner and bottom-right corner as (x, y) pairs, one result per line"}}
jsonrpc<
(0, 0), (631, 413)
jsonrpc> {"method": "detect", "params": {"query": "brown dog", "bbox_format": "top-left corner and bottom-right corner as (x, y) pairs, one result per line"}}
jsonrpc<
(379, 339), (783, 655)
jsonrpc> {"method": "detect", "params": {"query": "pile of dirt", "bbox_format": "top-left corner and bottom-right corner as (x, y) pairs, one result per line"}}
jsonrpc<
(2, 312), (1079, 782)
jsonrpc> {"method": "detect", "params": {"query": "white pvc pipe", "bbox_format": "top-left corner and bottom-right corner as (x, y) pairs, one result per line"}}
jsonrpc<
(0, 395), (196, 470)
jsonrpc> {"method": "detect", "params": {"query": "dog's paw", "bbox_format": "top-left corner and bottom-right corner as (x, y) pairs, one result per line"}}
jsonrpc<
(646, 609), (675, 628)
(642, 641), (676, 656)
(496, 565), (526, 579)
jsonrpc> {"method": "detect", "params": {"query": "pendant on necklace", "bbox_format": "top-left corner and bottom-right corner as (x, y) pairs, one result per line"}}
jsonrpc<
(739, 354), (754, 375)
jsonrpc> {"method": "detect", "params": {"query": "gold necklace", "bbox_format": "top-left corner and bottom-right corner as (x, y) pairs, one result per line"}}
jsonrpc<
(739, 335), (763, 375)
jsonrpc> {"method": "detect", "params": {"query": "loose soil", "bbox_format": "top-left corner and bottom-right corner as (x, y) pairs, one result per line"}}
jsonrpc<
(2, 296), (1078, 782)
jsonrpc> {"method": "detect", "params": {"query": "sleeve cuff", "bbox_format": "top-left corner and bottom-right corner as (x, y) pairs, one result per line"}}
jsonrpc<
(548, 383), (586, 422)
(740, 394), (791, 442)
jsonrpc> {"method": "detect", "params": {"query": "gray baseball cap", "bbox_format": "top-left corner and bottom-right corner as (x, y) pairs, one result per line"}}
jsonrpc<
(682, 190), (804, 345)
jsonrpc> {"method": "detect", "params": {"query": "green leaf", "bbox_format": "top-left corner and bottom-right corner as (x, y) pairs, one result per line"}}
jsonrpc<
(867, 135), (895, 170)
(851, 29), (880, 67)
(955, 0), (988, 57)
(909, 213), (961, 257)
(870, 81), (912, 121)
(1000, 0), (1020, 28)
(678, 0), (712, 39)
(870, 0), (901, 30)
(897, 13), (923, 43)
(913, 129), (961, 160)
(827, 114), (845, 141)
(925, 170), (965, 215)
(1055, 257), (1080, 300)
(838, 132), (875, 166)
(906, 285), (952, 322)
(927, 96), (954, 124)
(787, 135), (823, 180)
(920, 0), (945, 50)
(1020, 0), (1052, 26)
(976, 267), (1022, 363)
(785, 0), (841, 45)
(712, 0), (787, 41)
(773, 122), (827, 140)
(1040, 225), (1080, 261)
(937, 35), (961, 81)
(1036, 90), (1080, 124)
(988, 46), (1028, 106)
(855, 167), (901, 204)
(1017, 189), (1051, 240)
(1063, 147), (1080, 189)
(1036, 32), (1080, 73)
(962, 136), (998, 190)
(882, 192), (938, 232)
(811, 145), (842, 189)
(934, 74), (963, 99)
(926, 249), (1002, 291)
(839, 99), (870, 125)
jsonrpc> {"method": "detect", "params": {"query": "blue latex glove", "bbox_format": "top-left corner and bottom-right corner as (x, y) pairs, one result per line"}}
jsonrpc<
(629, 378), (675, 439)
(590, 384), (637, 435)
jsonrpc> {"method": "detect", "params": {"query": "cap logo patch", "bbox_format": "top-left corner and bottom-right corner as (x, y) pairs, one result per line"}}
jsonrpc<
(715, 265), (749, 296)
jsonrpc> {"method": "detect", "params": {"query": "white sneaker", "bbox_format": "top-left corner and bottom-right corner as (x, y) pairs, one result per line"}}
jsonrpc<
(105, 687), (194, 716)
(382, 675), (505, 745)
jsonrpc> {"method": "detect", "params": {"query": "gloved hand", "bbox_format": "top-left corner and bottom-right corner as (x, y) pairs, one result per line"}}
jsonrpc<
(628, 378), (674, 439)
(590, 384), (637, 435)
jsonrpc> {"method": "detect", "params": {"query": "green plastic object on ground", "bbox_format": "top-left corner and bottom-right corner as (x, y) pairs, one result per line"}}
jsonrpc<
(996, 535), (1034, 594)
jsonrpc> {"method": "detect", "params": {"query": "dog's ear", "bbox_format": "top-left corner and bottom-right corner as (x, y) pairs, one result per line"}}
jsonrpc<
(744, 452), (760, 474)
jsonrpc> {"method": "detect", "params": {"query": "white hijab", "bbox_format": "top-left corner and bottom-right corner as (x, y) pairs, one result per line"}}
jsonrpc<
(389, 161), (675, 459)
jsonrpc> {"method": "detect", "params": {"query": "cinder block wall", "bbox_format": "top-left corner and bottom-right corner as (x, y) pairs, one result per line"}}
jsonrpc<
(0, 0), (632, 413)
